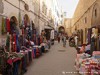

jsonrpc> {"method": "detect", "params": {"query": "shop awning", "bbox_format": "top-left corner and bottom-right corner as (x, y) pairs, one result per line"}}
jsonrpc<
(44, 25), (54, 29)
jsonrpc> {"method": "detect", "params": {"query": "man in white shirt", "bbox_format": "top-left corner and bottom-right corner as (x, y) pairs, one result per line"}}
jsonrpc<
(74, 35), (78, 47)
(50, 30), (55, 45)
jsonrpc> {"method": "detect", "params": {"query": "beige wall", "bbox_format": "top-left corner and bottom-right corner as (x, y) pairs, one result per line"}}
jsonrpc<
(72, 0), (100, 43)
(0, 0), (35, 36)
(73, 0), (96, 25)
(64, 18), (72, 36)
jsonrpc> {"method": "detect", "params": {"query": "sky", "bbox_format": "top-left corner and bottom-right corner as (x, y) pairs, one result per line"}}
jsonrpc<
(57, 0), (79, 18)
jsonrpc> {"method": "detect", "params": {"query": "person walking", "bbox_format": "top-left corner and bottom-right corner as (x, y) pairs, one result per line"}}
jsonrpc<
(58, 34), (60, 43)
(63, 34), (66, 47)
(74, 35), (78, 47)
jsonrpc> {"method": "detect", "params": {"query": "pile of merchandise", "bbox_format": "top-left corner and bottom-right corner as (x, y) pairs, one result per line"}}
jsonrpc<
(75, 52), (100, 75)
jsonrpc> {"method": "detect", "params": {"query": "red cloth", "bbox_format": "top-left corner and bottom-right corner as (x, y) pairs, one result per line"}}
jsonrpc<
(22, 28), (24, 35)
(7, 59), (13, 66)
(40, 36), (43, 44)
(6, 18), (11, 33)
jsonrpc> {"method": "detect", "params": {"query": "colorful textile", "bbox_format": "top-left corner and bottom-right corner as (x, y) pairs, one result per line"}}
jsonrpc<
(6, 35), (10, 52)
(1, 18), (6, 35)
(16, 35), (20, 52)
(6, 18), (11, 33)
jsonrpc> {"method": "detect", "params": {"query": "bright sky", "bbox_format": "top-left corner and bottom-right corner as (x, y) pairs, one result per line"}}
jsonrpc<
(58, 0), (79, 18)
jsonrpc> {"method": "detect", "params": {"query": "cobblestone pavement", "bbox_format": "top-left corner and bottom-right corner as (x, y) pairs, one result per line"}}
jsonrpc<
(25, 41), (79, 75)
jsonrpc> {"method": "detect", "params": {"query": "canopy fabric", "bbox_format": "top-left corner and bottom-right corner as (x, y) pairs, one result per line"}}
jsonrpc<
(44, 25), (53, 29)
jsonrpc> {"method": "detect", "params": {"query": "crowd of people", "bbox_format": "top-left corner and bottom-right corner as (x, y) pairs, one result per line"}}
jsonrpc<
(57, 33), (78, 48)
(57, 33), (68, 47)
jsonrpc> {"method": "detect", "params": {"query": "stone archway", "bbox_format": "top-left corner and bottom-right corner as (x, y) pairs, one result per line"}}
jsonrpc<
(58, 26), (65, 33)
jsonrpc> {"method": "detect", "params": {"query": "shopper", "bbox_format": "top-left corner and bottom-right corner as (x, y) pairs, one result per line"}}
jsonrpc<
(79, 44), (86, 53)
(74, 35), (78, 47)
(63, 34), (66, 47)
(58, 34), (60, 43)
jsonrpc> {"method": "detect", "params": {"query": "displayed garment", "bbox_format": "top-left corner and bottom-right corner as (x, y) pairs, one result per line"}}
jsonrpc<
(6, 18), (11, 33)
(16, 35), (20, 52)
(6, 35), (10, 52)
(0, 14), (51, 75)
(1, 17), (6, 35)
(99, 35), (100, 50)
(91, 36), (96, 55)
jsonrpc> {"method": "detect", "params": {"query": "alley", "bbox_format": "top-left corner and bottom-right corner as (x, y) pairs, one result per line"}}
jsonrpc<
(25, 41), (78, 75)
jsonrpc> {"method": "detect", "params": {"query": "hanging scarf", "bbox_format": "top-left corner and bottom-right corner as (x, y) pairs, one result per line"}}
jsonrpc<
(6, 35), (10, 52)
(12, 33), (17, 52)
(33, 34), (36, 45)
(13, 33), (17, 52)
(6, 18), (11, 33)
(4, 18), (7, 33)
(16, 35), (20, 52)
(11, 34), (13, 52)
(1, 18), (5, 35)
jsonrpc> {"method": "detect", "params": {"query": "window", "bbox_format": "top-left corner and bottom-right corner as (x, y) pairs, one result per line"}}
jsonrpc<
(95, 9), (97, 17)
(84, 17), (87, 24)
(42, 2), (45, 13)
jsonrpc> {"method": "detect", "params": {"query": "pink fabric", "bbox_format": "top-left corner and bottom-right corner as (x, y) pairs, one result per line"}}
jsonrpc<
(7, 59), (13, 65)
(93, 51), (100, 55)
(13, 58), (21, 62)
(7, 58), (21, 65)
(76, 54), (82, 60)
(6, 18), (10, 33)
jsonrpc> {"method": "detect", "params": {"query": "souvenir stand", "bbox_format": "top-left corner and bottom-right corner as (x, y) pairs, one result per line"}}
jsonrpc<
(75, 51), (100, 75)
(44, 25), (52, 49)
(0, 14), (34, 75)
(0, 13), (50, 75)
(75, 26), (100, 75)
(32, 29), (42, 58)
(75, 40), (100, 75)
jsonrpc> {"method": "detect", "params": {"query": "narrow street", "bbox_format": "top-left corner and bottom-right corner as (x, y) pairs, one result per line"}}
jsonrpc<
(25, 41), (78, 75)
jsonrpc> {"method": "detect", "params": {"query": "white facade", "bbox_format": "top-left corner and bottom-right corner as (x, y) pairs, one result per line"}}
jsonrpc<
(0, 0), (35, 37)
(39, 0), (61, 31)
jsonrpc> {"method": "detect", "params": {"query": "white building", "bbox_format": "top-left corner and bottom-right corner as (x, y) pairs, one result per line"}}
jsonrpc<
(39, 0), (61, 33)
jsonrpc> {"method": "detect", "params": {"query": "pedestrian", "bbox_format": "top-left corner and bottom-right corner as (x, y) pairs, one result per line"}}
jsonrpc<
(50, 29), (55, 45)
(80, 44), (86, 53)
(63, 34), (66, 47)
(62, 34), (64, 42)
(74, 35), (78, 47)
(58, 34), (60, 43)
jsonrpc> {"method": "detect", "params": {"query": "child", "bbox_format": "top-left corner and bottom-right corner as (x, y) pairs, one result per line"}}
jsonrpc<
(79, 44), (86, 53)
